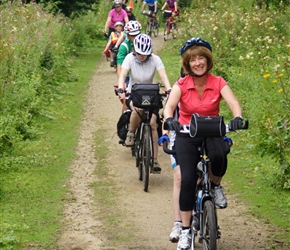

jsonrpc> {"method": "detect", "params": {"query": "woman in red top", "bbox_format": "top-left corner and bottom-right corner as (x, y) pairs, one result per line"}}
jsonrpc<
(163, 37), (244, 250)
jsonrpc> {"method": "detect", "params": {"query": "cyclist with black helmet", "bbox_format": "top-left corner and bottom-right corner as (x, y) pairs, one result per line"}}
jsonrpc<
(116, 34), (171, 172)
(162, 37), (244, 250)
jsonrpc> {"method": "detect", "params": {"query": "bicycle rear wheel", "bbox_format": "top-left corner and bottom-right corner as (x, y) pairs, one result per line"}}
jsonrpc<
(141, 125), (153, 192)
(202, 200), (217, 250)
(134, 128), (142, 181)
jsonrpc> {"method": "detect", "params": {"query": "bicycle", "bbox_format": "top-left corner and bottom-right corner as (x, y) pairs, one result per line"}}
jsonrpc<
(162, 10), (178, 41)
(163, 117), (248, 249)
(142, 10), (159, 38)
(130, 83), (167, 192)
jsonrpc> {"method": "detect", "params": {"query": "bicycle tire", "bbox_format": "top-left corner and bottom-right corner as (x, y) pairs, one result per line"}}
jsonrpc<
(153, 21), (159, 37)
(172, 23), (177, 39)
(145, 21), (152, 37)
(134, 128), (142, 181)
(141, 125), (152, 192)
(202, 200), (217, 250)
(163, 22), (169, 41)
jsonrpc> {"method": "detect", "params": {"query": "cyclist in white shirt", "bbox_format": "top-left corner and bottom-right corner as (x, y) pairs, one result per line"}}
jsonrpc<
(116, 34), (171, 172)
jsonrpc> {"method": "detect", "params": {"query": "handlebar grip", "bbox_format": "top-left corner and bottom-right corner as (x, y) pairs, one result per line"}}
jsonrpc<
(242, 120), (249, 129)
(240, 119), (249, 130)
(163, 141), (176, 155)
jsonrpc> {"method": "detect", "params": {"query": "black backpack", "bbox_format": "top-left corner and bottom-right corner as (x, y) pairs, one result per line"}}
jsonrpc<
(117, 110), (131, 141)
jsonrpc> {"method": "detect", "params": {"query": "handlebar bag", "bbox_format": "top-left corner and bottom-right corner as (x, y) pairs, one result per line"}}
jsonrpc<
(143, 10), (153, 17)
(189, 113), (226, 138)
(163, 10), (172, 18)
(131, 83), (160, 109)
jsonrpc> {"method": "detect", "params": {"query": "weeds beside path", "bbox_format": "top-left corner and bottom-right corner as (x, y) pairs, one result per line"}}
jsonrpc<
(57, 34), (287, 250)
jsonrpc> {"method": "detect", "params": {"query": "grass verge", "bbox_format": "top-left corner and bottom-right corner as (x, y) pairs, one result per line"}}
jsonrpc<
(0, 48), (100, 249)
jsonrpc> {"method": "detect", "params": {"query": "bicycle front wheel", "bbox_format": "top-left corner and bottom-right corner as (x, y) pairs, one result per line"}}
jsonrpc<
(172, 23), (177, 39)
(153, 21), (159, 37)
(141, 125), (153, 192)
(163, 22), (169, 41)
(145, 21), (152, 37)
(202, 200), (217, 250)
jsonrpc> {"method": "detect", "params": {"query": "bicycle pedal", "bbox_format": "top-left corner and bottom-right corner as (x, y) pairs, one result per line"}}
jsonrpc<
(150, 169), (161, 174)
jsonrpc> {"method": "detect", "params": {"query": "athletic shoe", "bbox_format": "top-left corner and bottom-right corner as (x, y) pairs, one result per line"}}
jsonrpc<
(125, 131), (135, 146)
(211, 185), (227, 209)
(151, 160), (161, 173)
(110, 60), (115, 67)
(169, 221), (182, 243)
(177, 229), (191, 250)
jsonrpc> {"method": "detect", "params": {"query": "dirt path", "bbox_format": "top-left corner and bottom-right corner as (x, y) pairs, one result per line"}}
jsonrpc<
(57, 34), (284, 250)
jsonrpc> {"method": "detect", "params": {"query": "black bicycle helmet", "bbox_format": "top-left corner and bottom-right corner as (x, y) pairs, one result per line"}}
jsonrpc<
(180, 37), (212, 56)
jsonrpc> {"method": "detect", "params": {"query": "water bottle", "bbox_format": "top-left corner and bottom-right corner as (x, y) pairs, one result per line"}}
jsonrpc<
(196, 190), (202, 213)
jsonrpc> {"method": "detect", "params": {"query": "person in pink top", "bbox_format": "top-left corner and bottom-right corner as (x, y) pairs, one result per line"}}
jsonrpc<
(104, 0), (129, 36)
(163, 37), (244, 250)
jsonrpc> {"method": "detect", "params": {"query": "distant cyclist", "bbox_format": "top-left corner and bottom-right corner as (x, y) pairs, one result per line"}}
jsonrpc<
(161, 0), (178, 12)
(104, 0), (129, 37)
(141, 0), (159, 27)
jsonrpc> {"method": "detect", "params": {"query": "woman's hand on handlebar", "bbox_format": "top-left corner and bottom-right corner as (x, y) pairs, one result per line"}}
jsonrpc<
(229, 117), (248, 131)
(164, 117), (180, 132)
(116, 88), (126, 100)
(158, 134), (169, 146)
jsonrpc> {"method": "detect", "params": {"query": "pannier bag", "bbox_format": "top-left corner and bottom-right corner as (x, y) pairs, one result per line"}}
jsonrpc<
(117, 110), (131, 141)
(189, 113), (226, 138)
(131, 83), (160, 109)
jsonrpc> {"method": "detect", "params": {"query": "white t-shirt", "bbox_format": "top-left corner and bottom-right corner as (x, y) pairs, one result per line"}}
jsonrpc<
(121, 53), (165, 91)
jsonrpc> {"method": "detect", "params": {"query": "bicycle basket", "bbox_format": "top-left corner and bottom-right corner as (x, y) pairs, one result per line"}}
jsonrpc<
(131, 83), (160, 109)
(163, 10), (172, 18)
(189, 113), (226, 138)
(142, 10), (153, 17)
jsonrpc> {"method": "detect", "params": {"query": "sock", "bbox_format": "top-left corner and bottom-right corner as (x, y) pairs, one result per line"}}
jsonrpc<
(211, 181), (218, 189)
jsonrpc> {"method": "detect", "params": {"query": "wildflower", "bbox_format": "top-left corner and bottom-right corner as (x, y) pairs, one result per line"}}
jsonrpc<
(238, 73), (242, 76)
(277, 73), (284, 78)
(278, 88), (283, 93)
(272, 80), (278, 84)
(263, 74), (270, 79)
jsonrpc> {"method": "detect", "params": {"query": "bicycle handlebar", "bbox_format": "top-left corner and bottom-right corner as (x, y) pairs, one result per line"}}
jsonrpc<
(162, 120), (249, 155)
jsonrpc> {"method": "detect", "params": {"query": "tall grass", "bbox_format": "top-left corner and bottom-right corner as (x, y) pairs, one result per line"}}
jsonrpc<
(176, 1), (290, 189)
